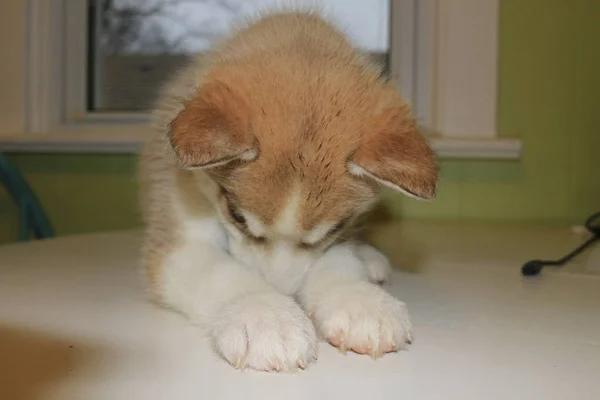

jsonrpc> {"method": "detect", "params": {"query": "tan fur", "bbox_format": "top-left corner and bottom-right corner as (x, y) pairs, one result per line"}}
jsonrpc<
(141, 11), (438, 290)
(138, 12), (430, 370)
(139, 132), (218, 292)
(168, 12), (436, 226)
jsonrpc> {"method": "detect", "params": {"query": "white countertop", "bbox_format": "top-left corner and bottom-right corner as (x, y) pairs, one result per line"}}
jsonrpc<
(0, 222), (599, 400)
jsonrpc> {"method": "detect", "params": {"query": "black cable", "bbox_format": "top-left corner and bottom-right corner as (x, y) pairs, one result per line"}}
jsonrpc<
(521, 212), (600, 276)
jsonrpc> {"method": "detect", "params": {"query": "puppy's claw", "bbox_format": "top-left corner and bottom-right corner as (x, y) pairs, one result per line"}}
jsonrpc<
(370, 348), (384, 360)
(338, 343), (348, 355)
(234, 357), (243, 369)
(271, 360), (281, 372)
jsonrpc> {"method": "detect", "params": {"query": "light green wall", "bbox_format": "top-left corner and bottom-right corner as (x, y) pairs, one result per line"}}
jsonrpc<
(0, 155), (141, 242)
(1, 0), (598, 244)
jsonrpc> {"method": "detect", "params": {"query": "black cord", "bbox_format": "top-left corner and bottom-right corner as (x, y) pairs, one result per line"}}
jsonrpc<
(521, 212), (600, 276)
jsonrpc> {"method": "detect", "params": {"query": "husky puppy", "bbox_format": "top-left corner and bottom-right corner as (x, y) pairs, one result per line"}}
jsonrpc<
(140, 11), (438, 372)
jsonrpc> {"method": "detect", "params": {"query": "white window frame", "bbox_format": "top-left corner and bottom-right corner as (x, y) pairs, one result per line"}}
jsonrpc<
(0, 0), (522, 159)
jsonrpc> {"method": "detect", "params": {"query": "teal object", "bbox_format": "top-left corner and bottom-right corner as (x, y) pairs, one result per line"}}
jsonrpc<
(0, 153), (54, 241)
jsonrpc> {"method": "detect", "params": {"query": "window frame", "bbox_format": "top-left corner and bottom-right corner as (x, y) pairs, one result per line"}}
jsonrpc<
(0, 0), (522, 159)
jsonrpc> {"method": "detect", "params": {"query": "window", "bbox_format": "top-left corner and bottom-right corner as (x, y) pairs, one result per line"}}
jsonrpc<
(87, 0), (390, 112)
(0, 0), (521, 159)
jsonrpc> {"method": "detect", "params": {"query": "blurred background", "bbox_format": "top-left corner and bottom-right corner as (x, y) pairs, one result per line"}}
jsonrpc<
(0, 0), (598, 244)
(89, 0), (389, 111)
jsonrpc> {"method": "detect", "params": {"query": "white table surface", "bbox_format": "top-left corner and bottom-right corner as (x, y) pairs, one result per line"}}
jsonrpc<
(0, 222), (599, 400)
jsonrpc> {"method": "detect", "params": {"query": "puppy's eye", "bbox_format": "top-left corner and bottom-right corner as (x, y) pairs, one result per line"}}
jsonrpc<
(328, 219), (347, 236)
(227, 204), (267, 244)
(299, 241), (316, 250)
(227, 202), (246, 225)
(299, 218), (351, 249)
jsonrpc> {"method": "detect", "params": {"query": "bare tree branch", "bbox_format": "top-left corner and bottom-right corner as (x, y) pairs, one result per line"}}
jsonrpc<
(100, 0), (242, 54)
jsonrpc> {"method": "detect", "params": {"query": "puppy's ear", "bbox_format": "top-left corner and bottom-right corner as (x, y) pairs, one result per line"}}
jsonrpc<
(349, 106), (439, 200)
(168, 82), (257, 169)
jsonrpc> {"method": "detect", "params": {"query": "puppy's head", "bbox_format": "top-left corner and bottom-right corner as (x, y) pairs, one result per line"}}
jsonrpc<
(168, 60), (438, 292)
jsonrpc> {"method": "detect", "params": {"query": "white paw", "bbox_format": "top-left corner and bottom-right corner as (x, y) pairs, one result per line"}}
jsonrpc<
(310, 283), (411, 358)
(211, 292), (318, 372)
(355, 243), (392, 284)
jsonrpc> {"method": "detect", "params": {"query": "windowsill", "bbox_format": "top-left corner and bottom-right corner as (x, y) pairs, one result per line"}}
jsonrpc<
(0, 128), (523, 160)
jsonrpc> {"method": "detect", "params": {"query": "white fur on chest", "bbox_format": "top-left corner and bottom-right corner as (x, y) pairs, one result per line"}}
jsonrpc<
(227, 238), (313, 295)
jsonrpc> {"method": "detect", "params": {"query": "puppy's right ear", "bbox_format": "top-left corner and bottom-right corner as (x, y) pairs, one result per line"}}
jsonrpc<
(168, 82), (257, 169)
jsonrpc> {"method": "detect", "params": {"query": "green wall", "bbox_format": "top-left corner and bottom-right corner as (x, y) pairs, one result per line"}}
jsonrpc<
(1, 0), (599, 244)
(0, 155), (141, 242)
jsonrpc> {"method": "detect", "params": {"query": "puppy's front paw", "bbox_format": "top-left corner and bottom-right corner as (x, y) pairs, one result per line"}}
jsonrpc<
(311, 283), (411, 358)
(211, 292), (317, 372)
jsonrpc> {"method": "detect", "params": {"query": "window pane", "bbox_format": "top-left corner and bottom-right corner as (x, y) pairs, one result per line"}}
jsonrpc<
(89, 0), (390, 111)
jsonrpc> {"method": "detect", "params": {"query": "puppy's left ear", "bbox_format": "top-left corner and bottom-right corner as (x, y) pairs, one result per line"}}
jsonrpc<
(349, 107), (439, 200)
